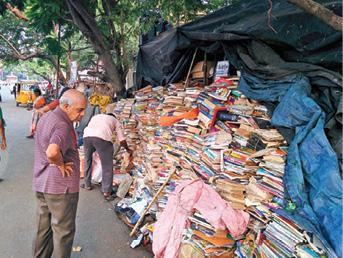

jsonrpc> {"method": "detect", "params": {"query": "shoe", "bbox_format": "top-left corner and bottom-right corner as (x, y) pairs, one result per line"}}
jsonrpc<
(103, 192), (116, 201)
(26, 135), (34, 139)
(80, 183), (93, 190)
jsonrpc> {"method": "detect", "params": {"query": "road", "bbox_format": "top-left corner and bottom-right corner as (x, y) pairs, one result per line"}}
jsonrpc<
(0, 88), (152, 258)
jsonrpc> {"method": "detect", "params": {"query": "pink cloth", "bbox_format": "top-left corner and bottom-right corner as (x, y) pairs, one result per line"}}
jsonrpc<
(152, 179), (250, 258)
(83, 114), (125, 142)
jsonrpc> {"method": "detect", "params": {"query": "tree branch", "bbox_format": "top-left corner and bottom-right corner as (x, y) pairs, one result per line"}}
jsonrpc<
(31, 70), (51, 81)
(71, 45), (93, 52)
(288, 0), (342, 31)
(0, 32), (22, 57)
(0, 32), (43, 60)
(5, 3), (29, 21)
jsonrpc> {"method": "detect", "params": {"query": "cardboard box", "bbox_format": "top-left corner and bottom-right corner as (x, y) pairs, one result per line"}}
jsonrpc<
(191, 61), (215, 79)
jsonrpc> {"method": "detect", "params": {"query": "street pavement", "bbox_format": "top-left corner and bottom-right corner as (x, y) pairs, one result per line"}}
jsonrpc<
(0, 88), (153, 258)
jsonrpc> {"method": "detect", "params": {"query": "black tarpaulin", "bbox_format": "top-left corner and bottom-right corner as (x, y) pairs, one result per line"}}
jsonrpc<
(136, 0), (342, 160)
(136, 0), (342, 87)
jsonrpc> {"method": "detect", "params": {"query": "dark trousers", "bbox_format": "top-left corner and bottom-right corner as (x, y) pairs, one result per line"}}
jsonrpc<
(33, 192), (79, 258)
(83, 137), (114, 193)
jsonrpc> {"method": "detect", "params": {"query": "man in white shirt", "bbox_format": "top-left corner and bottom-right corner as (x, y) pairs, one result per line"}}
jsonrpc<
(82, 113), (132, 200)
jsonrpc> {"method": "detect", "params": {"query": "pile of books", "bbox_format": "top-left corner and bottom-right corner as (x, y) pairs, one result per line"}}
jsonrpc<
(108, 77), (328, 257)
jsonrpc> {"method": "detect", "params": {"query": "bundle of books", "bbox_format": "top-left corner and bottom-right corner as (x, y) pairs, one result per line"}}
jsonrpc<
(213, 178), (246, 210)
(154, 165), (179, 216)
(120, 98), (135, 121)
(180, 211), (236, 257)
(204, 77), (237, 101)
(185, 86), (203, 106)
(248, 129), (285, 151)
(257, 213), (318, 257)
(221, 148), (255, 177)
(197, 92), (225, 129)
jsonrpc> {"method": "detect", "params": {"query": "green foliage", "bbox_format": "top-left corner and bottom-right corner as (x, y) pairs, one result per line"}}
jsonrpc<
(68, 32), (97, 70)
(41, 36), (60, 55)
(0, 0), (232, 83)
(0, 1), (95, 79)
(4, 58), (54, 80)
(25, 0), (68, 34)
(138, 0), (229, 29)
(0, 12), (43, 61)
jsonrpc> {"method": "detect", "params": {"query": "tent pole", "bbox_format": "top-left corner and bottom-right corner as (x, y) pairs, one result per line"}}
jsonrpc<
(184, 48), (198, 88)
(204, 52), (208, 85)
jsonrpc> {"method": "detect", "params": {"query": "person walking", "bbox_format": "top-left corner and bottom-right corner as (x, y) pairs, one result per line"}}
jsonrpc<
(0, 106), (6, 151)
(32, 89), (87, 258)
(26, 88), (46, 139)
(82, 113), (132, 201)
(12, 84), (16, 100)
(0, 106), (7, 183)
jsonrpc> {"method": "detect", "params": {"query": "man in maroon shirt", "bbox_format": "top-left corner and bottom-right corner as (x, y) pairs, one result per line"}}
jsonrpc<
(33, 89), (87, 258)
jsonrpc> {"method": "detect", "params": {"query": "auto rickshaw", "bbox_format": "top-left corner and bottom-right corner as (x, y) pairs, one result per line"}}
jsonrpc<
(15, 82), (37, 107)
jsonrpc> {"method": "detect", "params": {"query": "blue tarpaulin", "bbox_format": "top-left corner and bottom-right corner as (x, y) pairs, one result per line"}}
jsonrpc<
(239, 73), (342, 257)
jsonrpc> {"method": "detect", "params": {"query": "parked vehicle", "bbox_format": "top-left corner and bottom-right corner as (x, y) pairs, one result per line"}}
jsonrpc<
(15, 81), (38, 107)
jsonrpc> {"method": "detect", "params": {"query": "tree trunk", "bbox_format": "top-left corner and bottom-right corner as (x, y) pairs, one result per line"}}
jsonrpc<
(66, 0), (125, 94)
(66, 42), (72, 82)
(288, 0), (342, 31)
(38, 54), (67, 84)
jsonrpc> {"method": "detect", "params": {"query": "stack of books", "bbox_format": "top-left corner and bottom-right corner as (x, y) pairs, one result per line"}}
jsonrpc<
(185, 87), (203, 106)
(248, 129), (285, 151)
(213, 178), (246, 210)
(197, 92), (224, 129)
(181, 211), (236, 257)
(258, 213), (308, 257)
(204, 77), (237, 101)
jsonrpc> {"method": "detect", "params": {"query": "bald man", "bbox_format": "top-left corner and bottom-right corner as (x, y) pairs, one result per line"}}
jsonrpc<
(32, 89), (87, 258)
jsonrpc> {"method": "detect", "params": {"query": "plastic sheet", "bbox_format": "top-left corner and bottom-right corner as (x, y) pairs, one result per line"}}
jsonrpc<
(238, 72), (342, 257)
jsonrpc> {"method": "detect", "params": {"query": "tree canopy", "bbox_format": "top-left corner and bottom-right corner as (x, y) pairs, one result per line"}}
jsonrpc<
(0, 0), (232, 94)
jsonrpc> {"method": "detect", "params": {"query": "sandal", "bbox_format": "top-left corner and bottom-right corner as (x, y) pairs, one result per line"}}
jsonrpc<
(103, 193), (116, 201)
(80, 183), (93, 190)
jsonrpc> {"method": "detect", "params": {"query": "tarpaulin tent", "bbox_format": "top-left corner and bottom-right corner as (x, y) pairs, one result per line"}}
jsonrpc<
(135, 0), (342, 256)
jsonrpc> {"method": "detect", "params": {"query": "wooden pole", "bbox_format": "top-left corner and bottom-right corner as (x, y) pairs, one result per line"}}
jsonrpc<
(204, 51), (208, 86)
(130, 168), (177, 237)
(184, 48), (198, 88)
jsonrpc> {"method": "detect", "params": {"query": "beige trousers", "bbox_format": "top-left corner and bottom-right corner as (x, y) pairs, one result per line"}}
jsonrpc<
(33, 192), (79, 258)
(113, 173), (133, 198)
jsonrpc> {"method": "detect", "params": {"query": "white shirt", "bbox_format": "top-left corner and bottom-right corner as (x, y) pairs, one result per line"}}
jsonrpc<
(83, 114), (125, 142)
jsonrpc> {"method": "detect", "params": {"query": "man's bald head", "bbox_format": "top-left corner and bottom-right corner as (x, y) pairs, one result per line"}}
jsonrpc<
(59, 89), (87, 122)
(60, 89), (85, 105)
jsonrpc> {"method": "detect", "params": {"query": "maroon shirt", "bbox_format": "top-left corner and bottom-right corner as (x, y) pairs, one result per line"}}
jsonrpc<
(33, 107), (80, 194)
